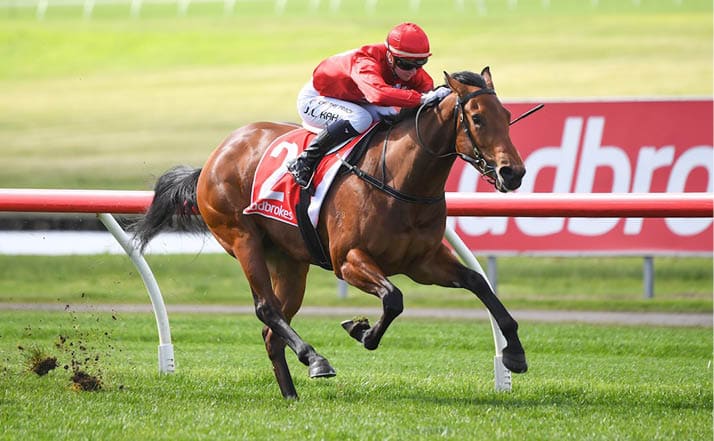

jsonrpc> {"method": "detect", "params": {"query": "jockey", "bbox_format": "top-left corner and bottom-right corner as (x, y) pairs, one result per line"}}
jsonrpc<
(288, 22), (451, 188)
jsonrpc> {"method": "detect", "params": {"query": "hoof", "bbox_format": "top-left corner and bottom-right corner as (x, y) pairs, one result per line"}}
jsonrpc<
(341, 317), (370, 343)
(363, 337), (379, 351)
(308, 357), (336, 379)
(502, 347), (528, 374)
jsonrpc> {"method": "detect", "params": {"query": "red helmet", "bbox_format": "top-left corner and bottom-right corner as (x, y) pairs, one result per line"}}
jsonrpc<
(385, 22), (431, 59)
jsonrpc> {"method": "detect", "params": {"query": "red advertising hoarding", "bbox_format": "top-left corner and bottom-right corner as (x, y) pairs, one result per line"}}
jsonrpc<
(445, 99), (713, 255)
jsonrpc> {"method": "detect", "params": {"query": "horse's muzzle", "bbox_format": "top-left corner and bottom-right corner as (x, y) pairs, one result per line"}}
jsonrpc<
(497, 165), (525, 192)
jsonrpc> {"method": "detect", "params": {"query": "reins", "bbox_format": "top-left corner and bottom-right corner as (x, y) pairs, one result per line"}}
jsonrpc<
(416, 89), (543, 187)
(338, 123), (444, 204)
(414, 100), (455, 159)
(340, 85), (542, 204)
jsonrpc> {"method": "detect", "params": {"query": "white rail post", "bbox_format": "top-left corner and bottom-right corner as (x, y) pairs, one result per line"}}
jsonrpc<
(365, 0), (377, 14)
(444, 225), (512, 392)
(177, 0), (190, 16)
(223, 0), (236, 16)
(83, 0), (95, 19)
(130, 0), (142, 18)
(337, 279), (348, 298)
(643, 256), (654, 299)
(36, 0), (48, 20)
(97, 213), (175, 374)
(487, 255), (498, 292)
(274, 0), (286, 14)
(328, 0), (340, 13)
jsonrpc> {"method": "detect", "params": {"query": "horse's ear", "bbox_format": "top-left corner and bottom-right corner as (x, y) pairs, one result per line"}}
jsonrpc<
(444, 71), (457, 90)
(481, 66), (494, 89)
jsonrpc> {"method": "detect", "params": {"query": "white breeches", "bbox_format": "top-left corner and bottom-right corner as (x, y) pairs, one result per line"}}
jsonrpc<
(296, 81), (397, 133)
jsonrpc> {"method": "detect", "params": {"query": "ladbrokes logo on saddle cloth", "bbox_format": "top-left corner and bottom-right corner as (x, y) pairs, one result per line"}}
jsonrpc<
(243, 128), (364, 227)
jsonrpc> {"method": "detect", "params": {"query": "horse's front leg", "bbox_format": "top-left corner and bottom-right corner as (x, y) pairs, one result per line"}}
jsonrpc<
(412, 245), (527, 374)
(339, 249), (403, 350)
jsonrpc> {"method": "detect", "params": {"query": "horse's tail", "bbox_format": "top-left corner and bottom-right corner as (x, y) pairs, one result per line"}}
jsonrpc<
(130, 165), (206, 253)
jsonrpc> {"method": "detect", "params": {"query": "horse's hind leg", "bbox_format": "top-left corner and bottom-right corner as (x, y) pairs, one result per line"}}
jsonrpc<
(260, 256), (301, 399)
(262, 255), (334, 398)
(339, 249), (403, 351)
(230, 234), (334, 398)
(261, 326), (296, 398)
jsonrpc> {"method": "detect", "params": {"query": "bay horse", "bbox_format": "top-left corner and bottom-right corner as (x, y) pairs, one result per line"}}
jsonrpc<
(132, 68), (528, 399)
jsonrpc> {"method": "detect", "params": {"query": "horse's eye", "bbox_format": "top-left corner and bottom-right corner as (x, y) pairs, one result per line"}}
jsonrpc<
(472, 114), (483, 126)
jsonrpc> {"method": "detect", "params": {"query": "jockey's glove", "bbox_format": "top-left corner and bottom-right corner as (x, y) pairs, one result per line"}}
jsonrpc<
(420, 87), (452, 106)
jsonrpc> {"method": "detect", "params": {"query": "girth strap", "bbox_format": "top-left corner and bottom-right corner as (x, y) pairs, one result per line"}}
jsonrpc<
(293, 124), (382, 270)
(296, 187), (333, 270)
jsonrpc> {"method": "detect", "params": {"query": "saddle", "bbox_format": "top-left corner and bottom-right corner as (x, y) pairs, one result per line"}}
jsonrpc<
(244, 123), (381, 270)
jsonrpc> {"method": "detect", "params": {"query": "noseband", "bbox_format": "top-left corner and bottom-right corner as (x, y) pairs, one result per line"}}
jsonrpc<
(415, 88), (499, 186)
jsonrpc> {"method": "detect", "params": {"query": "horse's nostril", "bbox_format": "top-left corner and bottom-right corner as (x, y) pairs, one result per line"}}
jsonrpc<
(499, 166), (516, 181)
(499, 166), (525, 188)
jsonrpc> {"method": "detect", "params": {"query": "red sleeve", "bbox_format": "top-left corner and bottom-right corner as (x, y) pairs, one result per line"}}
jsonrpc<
(350, 56), (430, 108)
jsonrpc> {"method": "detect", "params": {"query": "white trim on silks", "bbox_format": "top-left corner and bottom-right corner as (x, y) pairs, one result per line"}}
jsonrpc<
(384, 42), (431, 59)
(307, 149), (352, 227)
(301, 122), (322, 134)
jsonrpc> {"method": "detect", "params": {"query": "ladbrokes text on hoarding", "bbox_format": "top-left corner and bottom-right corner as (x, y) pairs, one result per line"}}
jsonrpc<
(445, 99), (713, 254)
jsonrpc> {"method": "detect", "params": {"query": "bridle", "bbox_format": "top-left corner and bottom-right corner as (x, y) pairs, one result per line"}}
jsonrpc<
(415, 87), (499, 186)
(454, 88), (499, 185)
(340, 86), (540, 204)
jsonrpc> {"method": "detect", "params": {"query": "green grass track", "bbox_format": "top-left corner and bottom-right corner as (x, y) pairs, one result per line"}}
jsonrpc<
(0, 311), (711, 440)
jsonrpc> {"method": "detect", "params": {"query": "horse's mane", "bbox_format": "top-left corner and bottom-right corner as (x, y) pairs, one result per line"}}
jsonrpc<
(451, 70), (489, 88)
(391, 70), (488, 124)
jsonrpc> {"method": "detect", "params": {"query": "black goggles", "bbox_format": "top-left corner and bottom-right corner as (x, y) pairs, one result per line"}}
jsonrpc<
(393, 57), (428, 70)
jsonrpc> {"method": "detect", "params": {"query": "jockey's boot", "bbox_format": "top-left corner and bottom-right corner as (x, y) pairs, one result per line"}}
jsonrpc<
(288, 120), (359, 188)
